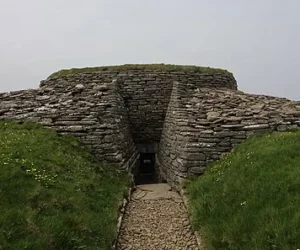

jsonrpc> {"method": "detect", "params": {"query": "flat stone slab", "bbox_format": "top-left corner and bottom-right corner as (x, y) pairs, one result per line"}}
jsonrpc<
(131, 183), (182, 201)
(116, 183), (199, 250)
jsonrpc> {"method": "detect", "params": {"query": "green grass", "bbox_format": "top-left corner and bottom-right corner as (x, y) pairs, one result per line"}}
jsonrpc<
(48, 64), (233, 79)
(0, 121), (129, 250)
(186, 131), (300, 250)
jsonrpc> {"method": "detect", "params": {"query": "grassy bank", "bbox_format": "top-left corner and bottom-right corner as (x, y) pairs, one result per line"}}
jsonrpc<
(0, 121), (129, 250)
(48, 64), (232, 79)
(186, 131), (300, 250)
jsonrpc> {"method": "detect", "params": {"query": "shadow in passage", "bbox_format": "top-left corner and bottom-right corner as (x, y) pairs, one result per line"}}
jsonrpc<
(135, 153), (157, 185)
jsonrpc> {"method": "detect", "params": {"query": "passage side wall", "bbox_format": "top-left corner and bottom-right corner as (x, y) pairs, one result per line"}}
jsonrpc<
(0, 80), (137, 170)
(157, 82), (300, 188)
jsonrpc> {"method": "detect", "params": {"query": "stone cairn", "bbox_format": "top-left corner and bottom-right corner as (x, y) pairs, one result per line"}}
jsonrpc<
(1, 68), (299, 189)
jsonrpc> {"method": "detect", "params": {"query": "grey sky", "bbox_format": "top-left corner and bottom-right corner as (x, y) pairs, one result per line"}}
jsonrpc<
(0, 0), (299, 100)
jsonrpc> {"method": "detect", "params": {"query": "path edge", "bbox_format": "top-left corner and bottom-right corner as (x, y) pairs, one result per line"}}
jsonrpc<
(180, 188), (205, 250)
(111, 174), (135, 250)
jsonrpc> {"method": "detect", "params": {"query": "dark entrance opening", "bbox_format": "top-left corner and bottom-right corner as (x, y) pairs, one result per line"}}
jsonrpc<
(135, 153), (156, 185)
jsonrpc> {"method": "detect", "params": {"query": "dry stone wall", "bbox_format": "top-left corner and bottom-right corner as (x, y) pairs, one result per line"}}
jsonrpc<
(0, 70), (236, 172)
(1, 68), (299, 188)
(157, 81), (300, 187)
(0, 79), (137, 170)
(43, 70), (237, 145)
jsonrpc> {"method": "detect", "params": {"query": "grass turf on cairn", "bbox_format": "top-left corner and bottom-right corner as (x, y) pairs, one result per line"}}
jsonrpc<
(0, 121), (129, 250)
(186, 131), (300, 250)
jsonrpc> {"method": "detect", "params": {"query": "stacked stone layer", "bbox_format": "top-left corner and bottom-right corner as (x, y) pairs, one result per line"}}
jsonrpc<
(157, 82), (300, 187)
(1, 69), (299, 188)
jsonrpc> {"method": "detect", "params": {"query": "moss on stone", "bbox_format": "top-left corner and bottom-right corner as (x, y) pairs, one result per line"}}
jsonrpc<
(48, 64), (233, 79)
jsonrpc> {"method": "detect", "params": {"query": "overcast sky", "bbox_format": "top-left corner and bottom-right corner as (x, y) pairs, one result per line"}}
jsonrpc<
(0, 0), (299, 100)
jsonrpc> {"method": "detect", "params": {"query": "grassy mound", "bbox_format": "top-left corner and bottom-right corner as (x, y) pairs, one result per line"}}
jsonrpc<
(186, 131), (300, 250)
(48, 64), (232, 79)
(0, 121), (129, 250)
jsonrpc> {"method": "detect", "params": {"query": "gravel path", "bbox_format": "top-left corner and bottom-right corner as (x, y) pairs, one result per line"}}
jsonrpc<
(116, 184), (199, 250)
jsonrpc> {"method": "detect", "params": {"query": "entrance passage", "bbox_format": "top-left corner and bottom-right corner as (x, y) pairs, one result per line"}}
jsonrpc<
(135, 153), (156, 185)
(116, 184), (200, 250)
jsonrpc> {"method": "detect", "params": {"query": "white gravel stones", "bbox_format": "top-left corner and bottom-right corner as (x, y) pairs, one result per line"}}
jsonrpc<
(116, 184), (199, 250)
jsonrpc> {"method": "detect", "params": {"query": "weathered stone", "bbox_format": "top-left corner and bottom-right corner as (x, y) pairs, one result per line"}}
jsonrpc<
(40, 118), (52, 125)
(26, 116), (41, 123)
(95, 84), (109, 91)
(190, 167), (206, 174)
(0, 68), (300, 191)
(244, 124), (269, 130)
(1, 101), (18, 109)
(221, 124), (244, 129)
(36, 95), (50, 101)
(184, 153), (206, 161)
(207, 111), (221, 121)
